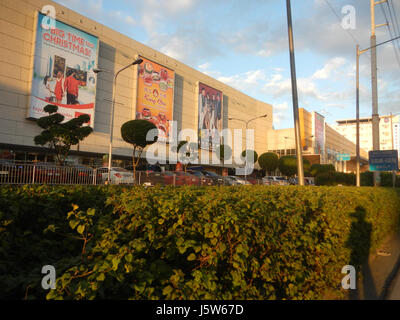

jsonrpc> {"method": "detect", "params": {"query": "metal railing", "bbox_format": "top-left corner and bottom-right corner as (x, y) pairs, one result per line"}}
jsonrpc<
(0, 163), (267, 186)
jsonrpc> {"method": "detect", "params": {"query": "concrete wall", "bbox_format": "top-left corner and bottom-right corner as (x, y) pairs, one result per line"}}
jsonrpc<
(0, 0), (273, 164)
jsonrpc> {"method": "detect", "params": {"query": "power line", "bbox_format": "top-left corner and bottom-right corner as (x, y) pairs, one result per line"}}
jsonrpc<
(323, 0), (371, 61)
(379, 2), (400, 68)
(323, 0), (359, 45)
(389, 0), (400, 38)
(387, 0), (400, 54)
(385, 1), (400, 54)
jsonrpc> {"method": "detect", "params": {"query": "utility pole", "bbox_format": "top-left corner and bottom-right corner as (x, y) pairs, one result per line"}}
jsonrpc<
(370, 0), (388, 186)
(356, 45), (361, 187)
(355, 34), (400, 187)
(286, 0), (304, 186)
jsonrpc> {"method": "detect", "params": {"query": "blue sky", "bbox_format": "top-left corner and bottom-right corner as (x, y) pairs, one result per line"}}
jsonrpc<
(54, 0), (400, 129)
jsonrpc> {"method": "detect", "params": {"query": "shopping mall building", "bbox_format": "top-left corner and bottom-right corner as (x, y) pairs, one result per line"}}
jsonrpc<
(0, 0), (366, 174)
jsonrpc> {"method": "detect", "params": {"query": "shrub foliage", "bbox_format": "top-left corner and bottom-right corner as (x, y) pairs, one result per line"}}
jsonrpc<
(0, 185), (399, 300)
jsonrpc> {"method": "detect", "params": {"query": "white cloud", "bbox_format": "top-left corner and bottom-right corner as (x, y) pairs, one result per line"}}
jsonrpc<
(312, 57), (346, 80)
(216, 69), (267, 93)
(125, 15), (136, 26)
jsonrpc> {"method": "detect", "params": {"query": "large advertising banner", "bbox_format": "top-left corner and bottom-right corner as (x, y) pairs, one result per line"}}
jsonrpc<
(29, 12), (99, 127)
(313, 112), (325, 155)
(136, 57), (175, 141)
(198, 82), (223, 150)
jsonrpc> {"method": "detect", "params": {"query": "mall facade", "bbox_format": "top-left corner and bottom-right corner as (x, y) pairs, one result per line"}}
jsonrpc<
(0, 0), (366, 174)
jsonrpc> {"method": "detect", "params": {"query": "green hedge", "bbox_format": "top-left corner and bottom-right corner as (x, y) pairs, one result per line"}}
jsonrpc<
(315, 171), (400, 187)
(0, 185), (399, 300)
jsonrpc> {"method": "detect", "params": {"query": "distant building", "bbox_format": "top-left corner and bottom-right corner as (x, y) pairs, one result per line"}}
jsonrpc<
(266, 108), (369, 173)
(333, 115), (400, 154)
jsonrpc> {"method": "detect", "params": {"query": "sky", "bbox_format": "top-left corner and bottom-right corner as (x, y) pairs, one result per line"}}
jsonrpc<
(54, 0), (400, 129)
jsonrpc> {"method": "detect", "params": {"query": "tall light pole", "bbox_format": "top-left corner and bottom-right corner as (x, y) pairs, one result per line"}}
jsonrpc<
(356, 45), (364, 187)
(94, 58), (143, 183)
(228, 114), (268, 181)
(286, 0), (304, 185)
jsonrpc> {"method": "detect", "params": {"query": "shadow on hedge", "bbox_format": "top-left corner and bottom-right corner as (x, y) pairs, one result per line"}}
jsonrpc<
(346, 206), (376, 299)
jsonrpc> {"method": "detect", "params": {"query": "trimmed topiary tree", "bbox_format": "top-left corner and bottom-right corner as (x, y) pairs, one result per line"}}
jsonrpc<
(241, 149), (258, 164)
(216, 144), (232, 169)
(278, 155), (297, 177)
(258, 152), (279, 176)
(34, 104), (93, 165)
(121, 119), (158, 181)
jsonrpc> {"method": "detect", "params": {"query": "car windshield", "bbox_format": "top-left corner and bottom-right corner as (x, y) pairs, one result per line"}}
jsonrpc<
(276, 177), (285, 180)
(112, 167), (129, 172)
(189, 171), (202, 176)
(205, 171), (218, 177)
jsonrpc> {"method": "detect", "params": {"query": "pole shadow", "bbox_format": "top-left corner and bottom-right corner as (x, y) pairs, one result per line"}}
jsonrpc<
(345, 206), (377, 300)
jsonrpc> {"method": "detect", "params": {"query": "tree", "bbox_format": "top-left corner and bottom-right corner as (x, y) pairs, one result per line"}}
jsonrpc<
(34, 104), (93, 165)
(216, 144), (232, 162)
(241, 149), (258, 164)
(258, 152), (279, 175)
(278, 155), (313, 177)
(303, 159), (311, 176)
(121, 120), (158, 181)
(176, 141), (198, 173)
(216, 144), (232, 176)
(310, 164), (335, 177)
(278, 155), (297, 177)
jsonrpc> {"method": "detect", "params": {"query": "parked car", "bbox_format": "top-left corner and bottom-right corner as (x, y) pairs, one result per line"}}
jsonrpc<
(173, 171), (200, 186)
(0, 159), (16, 183)
(200, 170), (224, 186)
(223, 176), (242, 186)
(32, 162), (67, 184)
(125, 164), (162, 174)
(288, 177), (314, 185)
(246, 177), (260, 185)
(228, 176), (252, 185)
(66, 164), (94, 184)
(187, 170), (213, 186)
(263, 176), (289, 186)
(305, 177), (315, 186)
(97, 167), (134, 185)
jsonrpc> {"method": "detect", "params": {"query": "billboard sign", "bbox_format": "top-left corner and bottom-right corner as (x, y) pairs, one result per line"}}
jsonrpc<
(29, 12), (99, 127)
(136, 57), (175, 141)
(369, 150), (398, 171)
(198, 82), (223, 151)
(313, 112), (325, 156)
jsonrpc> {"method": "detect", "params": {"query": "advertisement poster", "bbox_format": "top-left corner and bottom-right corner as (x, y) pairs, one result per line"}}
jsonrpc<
(313, 112), (325, 155)
(136, 57), (175, 141)
(29, 12), (99, 127)
(198, 82), (223, 150)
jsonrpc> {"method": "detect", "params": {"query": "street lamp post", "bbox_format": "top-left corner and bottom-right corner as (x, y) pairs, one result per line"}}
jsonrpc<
(94, 58), (143, 183)
(228, 114), (268, 181)
(286, 0), (304, 186)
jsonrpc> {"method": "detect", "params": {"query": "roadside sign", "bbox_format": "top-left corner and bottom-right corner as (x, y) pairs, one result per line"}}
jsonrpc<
(336, 153), (351, 161)
(369, 150), (398, 171)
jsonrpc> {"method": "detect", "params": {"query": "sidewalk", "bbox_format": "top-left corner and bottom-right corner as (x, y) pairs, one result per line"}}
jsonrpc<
(349, 232), (400, 300)
(387, 266), (400, 299)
